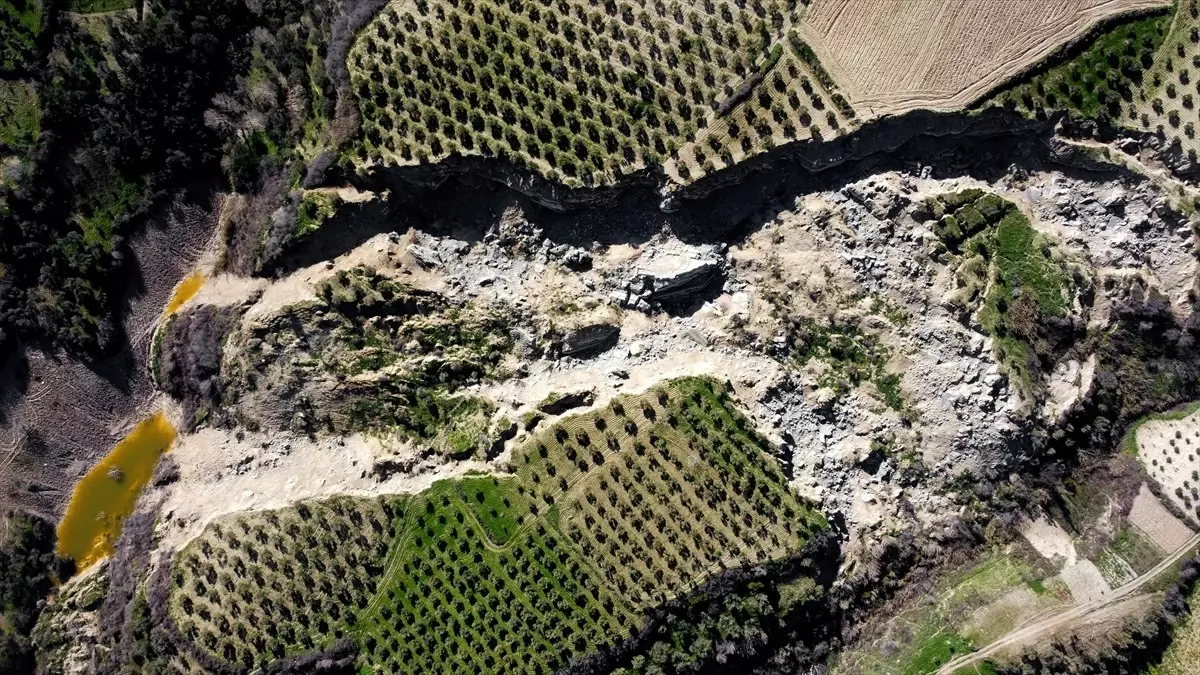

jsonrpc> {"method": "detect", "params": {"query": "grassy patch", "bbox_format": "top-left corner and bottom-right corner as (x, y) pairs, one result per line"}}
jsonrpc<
(1112, 526), (1166, 573)
(293, 190), (340, 238)
(224, 267), (515, 452)
(834, 554), (1046, 675)
(784, 316), (906, 410)
(169, 378), (826, 672)
(987, 210), (1073, 318)
(72, 174), (144, 254)
(1062, 473), (1113, 532)
(344, 387), (496, 458)
(1094, 547), (1136, 587)
(905, 631), (974, 675)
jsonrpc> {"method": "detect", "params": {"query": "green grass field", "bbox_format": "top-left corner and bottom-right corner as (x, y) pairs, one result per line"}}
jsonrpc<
(169, 377), (825, 672)
(832, 554), (1043, 675)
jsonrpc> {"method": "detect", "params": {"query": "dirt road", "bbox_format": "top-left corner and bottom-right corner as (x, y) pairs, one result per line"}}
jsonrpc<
(936, 533), (1200, 674)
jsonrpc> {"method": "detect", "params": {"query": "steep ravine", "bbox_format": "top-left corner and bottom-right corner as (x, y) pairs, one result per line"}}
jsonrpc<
(22, 124), (1200, 674)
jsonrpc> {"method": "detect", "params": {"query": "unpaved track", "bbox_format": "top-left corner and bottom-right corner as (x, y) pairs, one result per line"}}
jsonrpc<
(937, 533), (1200, 674)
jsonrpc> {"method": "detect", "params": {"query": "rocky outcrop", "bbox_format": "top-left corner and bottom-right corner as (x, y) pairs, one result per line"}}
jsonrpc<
(611, 241), (725, 311)
(484, 207), (593, 269)
(560, 324), (620, 358)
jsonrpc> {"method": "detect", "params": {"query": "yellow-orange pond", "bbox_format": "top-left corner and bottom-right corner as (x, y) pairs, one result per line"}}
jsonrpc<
(56, 412), (177, 570)
(164, 271), (205, 314)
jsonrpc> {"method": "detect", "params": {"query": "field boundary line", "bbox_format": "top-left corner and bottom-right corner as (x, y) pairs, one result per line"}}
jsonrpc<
(937, 532), (1200, 674)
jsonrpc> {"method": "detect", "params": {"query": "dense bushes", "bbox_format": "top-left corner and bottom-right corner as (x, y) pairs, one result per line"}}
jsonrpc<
(1056, 278), (1200, 463)
(155, 304), (242, 429)
(0, 0), (48, 77)
(0, 0), (319, 355)
(0, 511), (71, 673)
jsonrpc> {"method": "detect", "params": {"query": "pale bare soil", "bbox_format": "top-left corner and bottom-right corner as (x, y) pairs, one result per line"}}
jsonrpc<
(1042, 354), (1096, 423)
(1129, 483), (1196, 552)
(1058, 558), (1113, 603)
(1138, 408), (1200, 522)
(1020, 517), (1115, 603)
(798, 0), (1172, 118)
(1022, 517), (1077, 565)
(153, 425), (489, 555)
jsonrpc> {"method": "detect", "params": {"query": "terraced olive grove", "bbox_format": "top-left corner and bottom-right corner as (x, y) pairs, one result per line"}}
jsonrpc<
(990, 10), (1169, 122)
(347, 0), (839, 186)
(168, 378), (825, 672)
(990, 2), (1200, 163)
(665, 32), (855, 181)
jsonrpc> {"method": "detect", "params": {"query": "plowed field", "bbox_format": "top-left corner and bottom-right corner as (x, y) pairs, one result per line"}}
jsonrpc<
(797, 0), (1171, 117)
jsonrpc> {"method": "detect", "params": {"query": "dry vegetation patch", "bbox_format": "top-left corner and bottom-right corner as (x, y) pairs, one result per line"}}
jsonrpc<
(1129, 483), (1196, 553)
(798, 0), (1171, 117)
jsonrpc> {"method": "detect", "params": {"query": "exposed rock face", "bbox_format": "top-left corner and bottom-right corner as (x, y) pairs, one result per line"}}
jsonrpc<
(1042, 354), (1097, 423)
(406, 244), (442, 269)
(537, 390), (596, 415)
(560, 323), (620, 358)
(484, 206), (593, 268)
(636, 241), (724, 301)
(610, 240), (725, 311)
